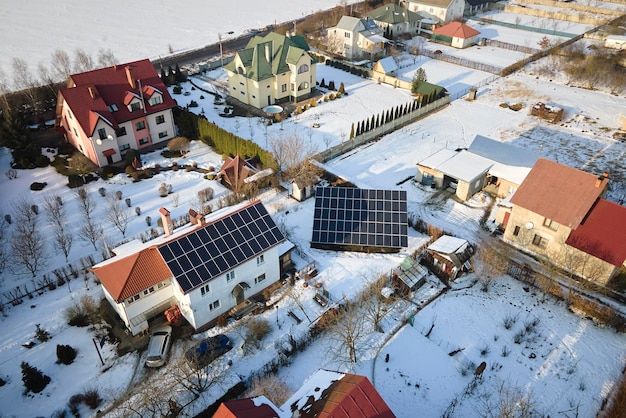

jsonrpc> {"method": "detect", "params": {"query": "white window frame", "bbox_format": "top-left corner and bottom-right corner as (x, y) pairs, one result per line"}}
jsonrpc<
(226, 270), (236, 282)
(200, 284), (211, 297)
(257, 254), (265, 265)
(209, 299), (220, 311)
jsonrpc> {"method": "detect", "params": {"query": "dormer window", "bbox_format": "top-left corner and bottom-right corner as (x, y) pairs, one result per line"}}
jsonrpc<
(107, 104), (118, 112)
(98, 128), (107, 140)
(297, 64), (309, 74)
(149, 95), (163, 106)
(130, 101), (142, 112)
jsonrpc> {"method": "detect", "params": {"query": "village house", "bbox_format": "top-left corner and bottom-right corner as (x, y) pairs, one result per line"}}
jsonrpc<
(499, 158), (626, 285)
(56, 59), (177, 167)
(464, 0), (494, 16)
(213, 369), (396, 417)
(415, 135), (538, 201)
(224, 32), (317, 109)
(363, 3), (426, 38)
(403, 0), (465, 24)
(91, 200), (293, 335)
(327, 16), (387, 60)
(431, 21), (481, 49)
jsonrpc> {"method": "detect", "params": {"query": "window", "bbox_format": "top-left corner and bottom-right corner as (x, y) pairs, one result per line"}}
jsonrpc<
(155, 114), (165, 125)
(67, 109), (73, 119)
(119, 144), (130, 152)
(281, 83), (287, 93)
(226, 270), (236, 282)
(98, 128), (107, 140)
(149, 95), (162, 106)
(158, 131), (168, 139)
(143, 286), (155, 296)
(344, 32), (351, 38)
(135, 121), (146, 131)
(209, 299), (220, 311)
(255, 274), (266, 285)
(130, 101), (142, 112)
(256, 254), (265, 265)
(543, 218), (559, 231)
(297, 64), (309, 74)
(107, 104), (118, 112)
(127, 294), (141, 304)
(532, 234), (548, 249)
(116, 127), (127, 136)
(139, 137), (149, 145)
(513, 225), (520, 236)
(200, 284), (211, 296)
(73, 127), (78, 137)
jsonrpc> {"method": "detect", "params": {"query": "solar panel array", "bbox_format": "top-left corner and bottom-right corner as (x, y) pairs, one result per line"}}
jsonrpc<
(311, 187), (408, 250)
(158, 201), (285, 293)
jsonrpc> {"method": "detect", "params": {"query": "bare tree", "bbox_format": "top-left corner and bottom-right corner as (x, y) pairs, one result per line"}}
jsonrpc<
(50, 49), (72, 82)
(37, 62), (57, 96)
(327, 304), (366, 364)
(167, 136), (191, 156)
(105, 193), (131, 237)
(267, 129), (320, 180)
(75, 187), (102, 250)
(473, 239), (509, 292)
(73, 48), (94, 73)
(43, 194), (73, 261)
(286, 284), (312, 323)
(358, 273), (395, 332)
(245, 374), (292, 406)
(96, 48), (118, 68)
(11, 58), (40, 112)
(475, 378), (539, 418)
(10, 196), (47, 277)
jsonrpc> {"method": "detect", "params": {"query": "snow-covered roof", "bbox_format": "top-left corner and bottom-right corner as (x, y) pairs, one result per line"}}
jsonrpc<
(417, 148), (457, 169)
(436, 151), (493, 183)
(427, 235), (468, 254)
(468, 135), (538, 168)
(376, 56), (399, 74)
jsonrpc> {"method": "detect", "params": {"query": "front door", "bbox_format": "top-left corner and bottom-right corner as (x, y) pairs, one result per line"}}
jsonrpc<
(267, 95), (271, 106)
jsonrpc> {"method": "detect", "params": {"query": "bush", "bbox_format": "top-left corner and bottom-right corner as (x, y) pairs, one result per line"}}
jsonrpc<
(145, 216), (152, 226)
(21, 361), (51, 394)
(198, 187), (214, 203)
(98, 187), (106, 197)
(4, 214), (10, 224)
(56, 344), (77, 365)
(101, 165), (122, 179)
(68, 387), (102, 414)
(173, 85), (183, 94)
(135, 206), (141, 216)
(67, 174), (85, 188)
(245, 318), (271, 349)
(189, 100), (199, 107)
(30, 182), (47, 191)
(115, 190), (123, 200)
(31, 204), (39, 215)
(35, 324), (51, 342)
(65, 296), (99, 327)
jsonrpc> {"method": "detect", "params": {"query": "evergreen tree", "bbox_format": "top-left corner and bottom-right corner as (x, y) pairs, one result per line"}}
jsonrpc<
(411, 68), (427, 95)
(376, 114), (380, 128)
(370, 115), (376, 130)
(166, 65), (176, 85)
(160, 67), (168, 86)
(0, 110), (41, 168)
(21, 361), (51, 394)
(174, 63), (187, 83)
(365, 119), (370, 132)
(356, 121), (361, 136)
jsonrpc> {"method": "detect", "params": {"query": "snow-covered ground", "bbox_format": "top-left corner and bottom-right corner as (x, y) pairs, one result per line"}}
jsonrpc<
(1, 0), (626, 416)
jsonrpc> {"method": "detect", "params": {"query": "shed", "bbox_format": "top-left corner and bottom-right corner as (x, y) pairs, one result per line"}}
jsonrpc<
(432, 21), (480, 49)
(426, 235), (473, 280)
(373, 56), (399, 76)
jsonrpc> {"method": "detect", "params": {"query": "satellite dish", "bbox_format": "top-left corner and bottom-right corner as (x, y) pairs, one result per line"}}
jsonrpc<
(525, 222), (534, 230)
(107, 135), (114, 141)
(96, 138), (103, 145)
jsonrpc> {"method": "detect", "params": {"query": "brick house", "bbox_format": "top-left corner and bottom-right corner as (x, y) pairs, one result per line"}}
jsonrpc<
(56, 59), (177, 167)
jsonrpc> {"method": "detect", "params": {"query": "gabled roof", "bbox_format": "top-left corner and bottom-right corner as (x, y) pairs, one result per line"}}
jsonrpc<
(282, 370), (396, 418)
(408, 0), (456, 8)
(565, 199), (626, 267)
(225, 32), (313, 82)
(213, 396), (282, 418)
(364, 4), (424, 25)
(428, 235), (469, 255)
(93, 247), (172, 302)
(219, 154), (258, 192)
(510, 159), (608, 229)
(59, 59), (176, 137)
(93, 200), (285, 299)
(375, 57), (399, 74)
(432, 21), (481, 39)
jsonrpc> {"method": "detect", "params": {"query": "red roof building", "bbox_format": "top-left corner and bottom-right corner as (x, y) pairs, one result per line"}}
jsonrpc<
(56, 59), (177, 167)
(213, 397), (281, 418)
(431, 21), (480, 48)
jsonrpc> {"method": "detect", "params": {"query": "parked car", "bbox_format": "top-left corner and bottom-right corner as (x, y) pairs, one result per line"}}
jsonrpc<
(145, 325), (173, 368)
(185, 334), (232, 369)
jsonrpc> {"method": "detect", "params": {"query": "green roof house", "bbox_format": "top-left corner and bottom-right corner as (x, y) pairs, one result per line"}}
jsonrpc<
(224, 32), (317, 109)
(363, 4), (426, 37)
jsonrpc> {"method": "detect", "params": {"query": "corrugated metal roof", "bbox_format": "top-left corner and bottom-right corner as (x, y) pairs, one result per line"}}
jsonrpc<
(510, 159), (608, 228)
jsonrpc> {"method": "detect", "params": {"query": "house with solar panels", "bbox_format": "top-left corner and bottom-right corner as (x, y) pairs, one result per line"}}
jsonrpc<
(311, 187), (408, 253)
(92, 200), (291, 335)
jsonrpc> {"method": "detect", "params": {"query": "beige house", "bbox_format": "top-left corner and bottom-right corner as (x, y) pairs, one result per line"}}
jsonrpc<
(56, 59), (177, 167)
(327, 16), (387, 60)
(500, 159), (626, 285)
(224, 32), (316, 109)
(404, 0), (465, 24)
(364, 4), (426, 37)
(416, 135), (538, 201)
(431, 21), (480, 49)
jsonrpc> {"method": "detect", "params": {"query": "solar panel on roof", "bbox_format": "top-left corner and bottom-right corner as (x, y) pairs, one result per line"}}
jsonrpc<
(157, 201), (285, 293)
(311, 187), (408, 252)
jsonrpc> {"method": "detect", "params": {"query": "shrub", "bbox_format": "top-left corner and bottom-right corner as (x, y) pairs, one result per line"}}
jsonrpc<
(135, 207), (141, 216)
(189, 100), (199, 107)
(173, 85), (183, 94)
(198, 187), (214, 203)
(125, 198), (131, 208)
(245, 318), (271, 349)
(125, 166), (135, 177)
(56, 344), (77, 365)
(479, 343), (491, 357)
(30, 182), (47, 191)
(115, 190), (123, 200)
(145, 216), (152, 226)
(501, 345), (510, 357)
(35, 324), (51, 342)
(217, 314), (228, 328)
(158, 183), (168, 197)
(31, 205), (39, 215)
(21, 361), (51, 394)
(4, 214), (10, 224)
(67, 174), (85, 188)
(69, 387), (102, 413)
(98, 187), (106, 197)
(502, 313), (518, 330)
(329, 93), (336, 100)
(65, 295), (99, 327)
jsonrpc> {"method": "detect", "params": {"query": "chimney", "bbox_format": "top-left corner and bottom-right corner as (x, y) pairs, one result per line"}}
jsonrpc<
(88, 86), (97, 99)
(596, 171), (609, 188)
(197, 214), (206, 227)
(159, 207), (174, 236)
(189, 208), (198, 225)
(125, 66), (136, 89)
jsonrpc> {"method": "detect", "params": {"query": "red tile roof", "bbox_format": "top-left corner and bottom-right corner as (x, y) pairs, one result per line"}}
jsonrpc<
(59, 59), (176, 137)
(566, 199), (626, 267)
(219, 154), (257, 192)
(510, 159), (608, 228)
(287, 372), (395, 418)
(93, 247), (172, 302)
(432, 21), (480, 39)
(212, 397), (281, 418)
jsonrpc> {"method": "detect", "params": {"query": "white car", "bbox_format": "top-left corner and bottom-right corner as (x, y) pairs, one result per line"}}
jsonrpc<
(145, 325), (172, 368)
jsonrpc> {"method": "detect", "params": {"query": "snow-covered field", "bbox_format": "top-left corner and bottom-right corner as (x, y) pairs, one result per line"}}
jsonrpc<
(1, 0), (626, 416)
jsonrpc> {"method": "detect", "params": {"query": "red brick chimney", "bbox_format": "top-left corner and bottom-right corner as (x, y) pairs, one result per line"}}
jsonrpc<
(189, 209), (198, 225)
(125, 66), (136, 89)
(159, 207), (173, 236)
